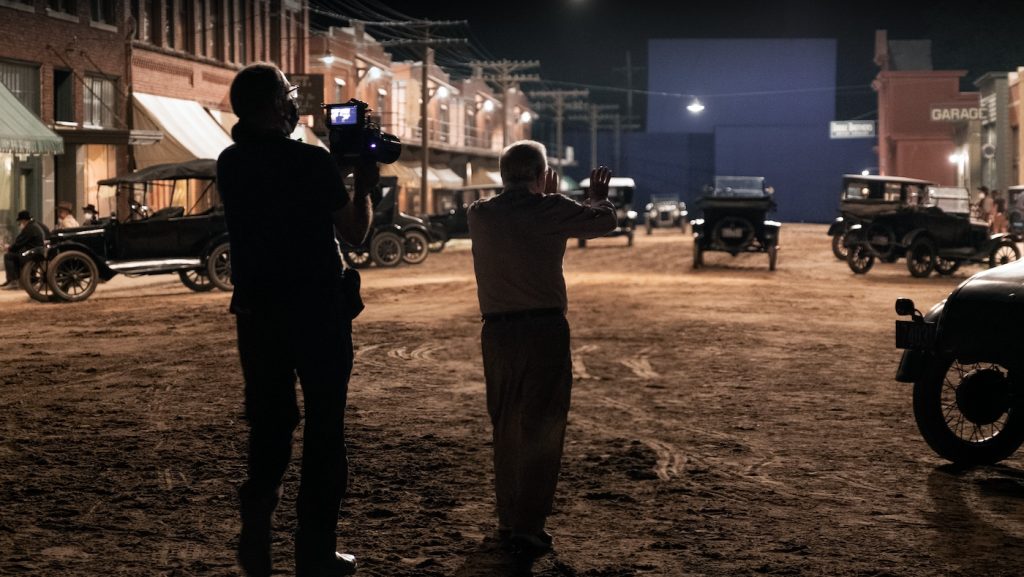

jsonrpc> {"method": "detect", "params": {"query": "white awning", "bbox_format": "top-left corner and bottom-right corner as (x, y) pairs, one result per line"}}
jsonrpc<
(289, 122), (327, 150)
(410, 165), (463, 188)
(132, 93), (233, 168)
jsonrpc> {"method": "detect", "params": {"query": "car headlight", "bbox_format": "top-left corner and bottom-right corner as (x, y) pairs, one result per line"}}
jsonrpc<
(626, 210), (637, 220)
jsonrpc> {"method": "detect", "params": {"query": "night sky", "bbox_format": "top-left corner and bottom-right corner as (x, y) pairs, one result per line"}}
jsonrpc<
(311, 0), (1024, 121)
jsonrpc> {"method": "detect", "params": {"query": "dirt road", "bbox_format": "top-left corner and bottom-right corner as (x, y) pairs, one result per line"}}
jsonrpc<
(2, 224), (1021, 577)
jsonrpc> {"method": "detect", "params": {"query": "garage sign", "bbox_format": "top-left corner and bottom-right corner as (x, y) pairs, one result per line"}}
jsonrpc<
(929, 104), (986, 122)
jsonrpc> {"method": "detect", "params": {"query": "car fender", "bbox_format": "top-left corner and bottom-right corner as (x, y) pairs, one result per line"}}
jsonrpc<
(844, 223), (866, 245)
(201, 233), (231, 260)
(48, 241), (116, 280)
(900, 228), (931, 248)
(400, 222), (430, 237)
(827, 217), (845, 236)
(895, 299), (946, 383)
(19, 245), (48, 262)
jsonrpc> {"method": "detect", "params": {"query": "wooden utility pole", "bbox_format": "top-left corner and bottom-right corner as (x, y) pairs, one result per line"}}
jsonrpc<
(568, 103), (619, 170)
(568, 107), (641, 172)
(529, 89), (588, 177)
(612, 50), (645, 122)
(468, 60), (541, 146)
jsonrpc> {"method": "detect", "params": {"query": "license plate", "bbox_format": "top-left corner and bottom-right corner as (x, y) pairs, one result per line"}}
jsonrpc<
(895, 320), (936, 349)
(722, 227), (743, 238)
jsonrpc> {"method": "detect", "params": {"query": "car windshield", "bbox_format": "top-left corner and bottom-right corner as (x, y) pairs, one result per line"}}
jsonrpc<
(713, 176), (765, 197)
(925, 187), (970, 214)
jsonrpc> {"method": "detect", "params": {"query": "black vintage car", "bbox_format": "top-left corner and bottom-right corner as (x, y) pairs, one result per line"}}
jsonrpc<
(690, 175), (780, 270)
(645, 195), (688, 234)
(18, 159), (231, 303)
(573, 176), (637, 247)
(426, 183), (502, 245)
(845, 185), (1020, 277)
(340, 176), (435, 268)
(829, 174), (934, 260)
(894, 258), (1024, 465)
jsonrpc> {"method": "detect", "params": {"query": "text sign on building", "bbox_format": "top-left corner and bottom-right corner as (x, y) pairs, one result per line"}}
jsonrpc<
(929, 103), (986, 123)
(829, 120), (876, 139)
(288, 74), (326, 116)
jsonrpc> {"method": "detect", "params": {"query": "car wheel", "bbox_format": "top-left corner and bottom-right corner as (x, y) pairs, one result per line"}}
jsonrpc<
(831, 231), (848, 260)
(768, 243), (778, 271)
(913, 356), (1024, 465)
(19, 260), (56, 303)
(692, 242), (703, 269)
(344, 249), (372, 268)
(846, 244), (874, 274)
(179, 269), (215, 292)
(866, 224), (896, 261)
(989, 241), (1020, 268)
(906, 237), (936, 278)
(401, 230), (430, 265)
(46, 250), (99, 302)
(206, 243), (233, 291)
(934, 258), (961, 276)
(370, 231), (404, 267)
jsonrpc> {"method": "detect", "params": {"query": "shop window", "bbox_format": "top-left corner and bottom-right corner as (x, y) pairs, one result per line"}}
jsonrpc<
(84, 144), (118, 217)
(90, 0), (114, 24)
(83, 75), (116, 128)
(0, 60), (41, 115)
(54, 69), (74, 123)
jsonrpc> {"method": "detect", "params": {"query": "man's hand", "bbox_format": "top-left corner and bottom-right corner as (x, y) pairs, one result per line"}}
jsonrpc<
(543, 167), (560, 196)
(588, 165), (612, 203)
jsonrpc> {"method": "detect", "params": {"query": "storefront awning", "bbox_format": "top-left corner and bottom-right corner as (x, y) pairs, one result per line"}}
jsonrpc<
(207, 108), (327, 150)
(470, 169), (502, 186)
(132, 93), (233, 168)
(409, 164), (464, 188)
(383, 161), (419, 186)
(0, 82), (63, 154)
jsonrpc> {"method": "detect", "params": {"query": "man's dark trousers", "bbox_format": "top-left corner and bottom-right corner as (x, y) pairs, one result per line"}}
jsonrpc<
(4, 253), (21, 284)
(235, 304), (353, 569)
(481, 314), (573, 534)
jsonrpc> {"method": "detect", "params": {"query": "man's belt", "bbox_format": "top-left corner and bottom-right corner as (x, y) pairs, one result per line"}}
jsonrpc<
(481, 307), (564, 323)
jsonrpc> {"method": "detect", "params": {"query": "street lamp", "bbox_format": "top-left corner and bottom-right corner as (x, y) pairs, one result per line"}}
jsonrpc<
(686, 98), (705, 114)
(319, 50), (335, 66)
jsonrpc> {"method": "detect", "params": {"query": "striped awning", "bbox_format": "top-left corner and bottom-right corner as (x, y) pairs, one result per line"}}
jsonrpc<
(0, 82), (63, 154)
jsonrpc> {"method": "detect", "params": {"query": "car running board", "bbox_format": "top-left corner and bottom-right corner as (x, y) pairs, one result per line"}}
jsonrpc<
(106, 258), (202, 274)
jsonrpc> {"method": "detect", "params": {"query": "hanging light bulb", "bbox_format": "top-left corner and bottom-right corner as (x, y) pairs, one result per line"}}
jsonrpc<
(319, 50), (336, 66)
(687, 98), (705, 114)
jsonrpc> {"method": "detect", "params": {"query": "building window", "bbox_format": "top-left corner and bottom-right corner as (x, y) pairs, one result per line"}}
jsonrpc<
(164, 0), (175, 48)
(90, 0), (114, 24)
(465, 106), (476, 147)
(83, 75), (116, 128)
(0, 61), (41, 115)
(84, 144), (118, 217)
(54, 69), (74, 123)
(49, 0), (76, 14)
(439, 103), (449, 143)
(145, 0), (159, 44)
(130, 0), (141, 40)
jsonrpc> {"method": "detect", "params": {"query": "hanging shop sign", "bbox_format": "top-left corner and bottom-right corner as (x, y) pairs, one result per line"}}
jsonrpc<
(829, 120), (876, 139)
(929, 104), (986, 122)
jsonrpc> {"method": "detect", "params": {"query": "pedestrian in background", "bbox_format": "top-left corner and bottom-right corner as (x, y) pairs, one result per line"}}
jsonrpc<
(54, 201), (80, 230)
(218, 62), (375, 577)
(3, 211), (46, 289)
(468, 139), (615, 555)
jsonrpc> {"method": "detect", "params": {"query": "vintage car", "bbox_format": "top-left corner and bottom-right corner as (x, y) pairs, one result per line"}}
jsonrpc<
(645, 195), (688, 234)
(845, 185), (1020, 277)
(690, 175), (780, 270)
(426, 183), (502, 246)
(340, 176), (435, 268)
(18, 159), (230, 303)
(573, 176), (637, 247)
(829, 174), (934, 260)
(1005, 185), (1024, 237)
(894, 257), (1024, 465)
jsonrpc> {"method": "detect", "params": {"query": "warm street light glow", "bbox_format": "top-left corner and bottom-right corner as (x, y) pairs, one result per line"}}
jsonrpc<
(687, 98), (705, 113)
(861, 169), (870, 176)
(520, 111), (532, 123)
(948, 153), (962, 164)
(319, 51), (335, 66)
(482, 100), (495, 112)
(435, 86), (449, 99)
(367, 66), (382, 80)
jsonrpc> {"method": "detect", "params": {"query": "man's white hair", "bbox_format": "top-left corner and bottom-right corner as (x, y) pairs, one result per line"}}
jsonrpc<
(500, 140), (548, 187)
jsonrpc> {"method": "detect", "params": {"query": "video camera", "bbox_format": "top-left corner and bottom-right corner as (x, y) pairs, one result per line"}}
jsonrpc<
(323, 99), (401, 165)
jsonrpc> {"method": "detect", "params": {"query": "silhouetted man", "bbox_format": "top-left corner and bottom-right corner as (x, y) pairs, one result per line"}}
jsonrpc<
(468, 140), (614, 554)
(217, 62), (375, 577)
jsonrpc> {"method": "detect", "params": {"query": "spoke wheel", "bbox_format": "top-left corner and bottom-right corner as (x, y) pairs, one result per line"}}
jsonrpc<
(913, 357), (1024, 465)
(401, 230), (430, 265)
(46, 250), (99, 302)
(179, 269), (215, 292)
(343, 249), (372, 268)
(20, 260), (57, 302)
(846, 244), (874, 274)
(206, 243), (233, 291)
(934, 258), (961, 276)
(906, 237), (936, 278)
(370, 231), (404, 267)
(989, 242), (1020, 268)
(831, 231), (848, 260)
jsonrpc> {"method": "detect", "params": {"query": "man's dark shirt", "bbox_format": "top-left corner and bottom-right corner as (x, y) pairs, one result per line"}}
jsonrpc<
(9, 220), (46, 254)
(217, 127), (349, 314)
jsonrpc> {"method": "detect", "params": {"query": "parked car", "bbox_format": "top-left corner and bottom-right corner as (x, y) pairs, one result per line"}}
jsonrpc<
(645, 195), (688, 234)
(690, 175), (780, 270)
(829, 174), (934, 260)
(425, 183), (502, 248)
(845, 185), (1020, 277)
(18, 159), (230, 303)
(1005, 185), (1024, 237)
(573, 176), (637, 247)
(894, 257), (1024, 465)
(340, 176), (433, 268)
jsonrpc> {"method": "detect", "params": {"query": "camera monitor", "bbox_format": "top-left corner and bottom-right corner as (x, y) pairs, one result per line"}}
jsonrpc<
(328, 105), (359, 126)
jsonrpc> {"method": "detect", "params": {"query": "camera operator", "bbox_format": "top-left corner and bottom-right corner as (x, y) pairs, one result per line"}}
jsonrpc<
(217, 62), (375, 577)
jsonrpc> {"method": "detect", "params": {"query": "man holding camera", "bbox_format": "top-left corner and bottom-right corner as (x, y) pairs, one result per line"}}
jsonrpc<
(468, 140), (614, 554)
(217, 63), (375, 577)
